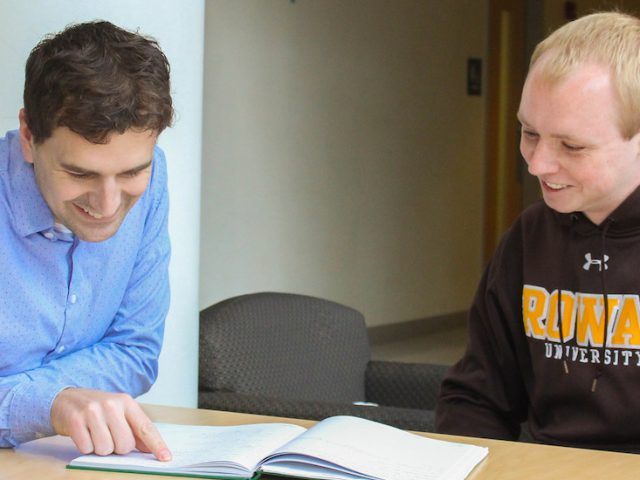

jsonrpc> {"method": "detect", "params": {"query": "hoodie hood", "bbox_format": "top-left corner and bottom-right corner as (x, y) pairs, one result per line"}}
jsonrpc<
(554, 185), (640, 238)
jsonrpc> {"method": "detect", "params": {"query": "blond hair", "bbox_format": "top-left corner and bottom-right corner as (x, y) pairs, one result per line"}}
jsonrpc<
(530, 12), (640, 139)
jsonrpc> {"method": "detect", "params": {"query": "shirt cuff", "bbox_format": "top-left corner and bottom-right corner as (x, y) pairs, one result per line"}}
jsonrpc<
(9, 380), (74, 444)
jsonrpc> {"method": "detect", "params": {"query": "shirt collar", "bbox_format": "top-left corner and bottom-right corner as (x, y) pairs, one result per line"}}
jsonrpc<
(7, 130), (64, 239)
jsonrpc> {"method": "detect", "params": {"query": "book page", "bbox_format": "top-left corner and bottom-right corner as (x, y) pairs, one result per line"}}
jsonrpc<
(70, 422), (306, 475)
(261, 416), (487, 480)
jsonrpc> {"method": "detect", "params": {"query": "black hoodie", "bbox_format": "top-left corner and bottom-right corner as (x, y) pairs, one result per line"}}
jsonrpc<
(436, 187), (640, 452)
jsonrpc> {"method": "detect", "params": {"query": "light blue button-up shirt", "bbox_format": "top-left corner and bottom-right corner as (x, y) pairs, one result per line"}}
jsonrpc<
(0, 130), (170, 446)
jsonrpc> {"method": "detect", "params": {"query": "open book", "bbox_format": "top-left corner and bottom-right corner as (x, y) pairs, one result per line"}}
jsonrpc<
(67, 415), (488, 480)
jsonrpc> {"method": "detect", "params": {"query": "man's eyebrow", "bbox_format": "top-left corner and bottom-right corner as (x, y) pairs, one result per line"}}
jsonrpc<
(513, 117), (586, 144)
(59, 162), (93, 174)
(122, 159), (153, 175)
(60, 159), (153, 176)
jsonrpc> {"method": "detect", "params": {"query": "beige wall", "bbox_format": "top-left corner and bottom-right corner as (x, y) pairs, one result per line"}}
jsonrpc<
(199, 0), (487, 327)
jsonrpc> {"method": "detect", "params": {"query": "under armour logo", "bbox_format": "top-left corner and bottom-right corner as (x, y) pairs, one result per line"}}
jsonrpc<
(583, 253), (609, 271)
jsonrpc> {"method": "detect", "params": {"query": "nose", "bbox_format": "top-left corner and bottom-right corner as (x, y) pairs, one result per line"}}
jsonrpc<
(95, 177), (121, 217)
(524, 139), (559, 177)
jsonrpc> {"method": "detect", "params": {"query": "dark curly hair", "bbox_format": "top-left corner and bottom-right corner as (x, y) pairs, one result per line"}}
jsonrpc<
(23, 20), (173, 144)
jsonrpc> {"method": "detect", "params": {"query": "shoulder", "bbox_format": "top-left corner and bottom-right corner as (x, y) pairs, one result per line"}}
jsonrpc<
(140, 144), (170, 228)
(0, 131), (21, 203)
(518, 199), (555, 227)
(150, 145), (168, 190)
(141, 144), (169, 210)
(487, 200), (559, 279)
(0, 130), (17, 174)
(510, 199), (568, 241)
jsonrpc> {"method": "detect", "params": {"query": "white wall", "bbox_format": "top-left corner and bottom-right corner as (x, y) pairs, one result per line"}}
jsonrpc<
(0, 0), (204, 407)
(200, 0), (487, 326)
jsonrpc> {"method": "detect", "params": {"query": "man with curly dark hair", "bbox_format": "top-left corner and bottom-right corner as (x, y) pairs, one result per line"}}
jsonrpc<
(0, 20), (174, 460)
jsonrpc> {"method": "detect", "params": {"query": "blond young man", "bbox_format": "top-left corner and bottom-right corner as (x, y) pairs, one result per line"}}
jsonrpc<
(436, 12), (640, 451)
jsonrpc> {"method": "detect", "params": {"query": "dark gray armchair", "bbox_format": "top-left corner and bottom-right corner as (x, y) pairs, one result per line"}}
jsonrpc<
(198, 292), (450, 432)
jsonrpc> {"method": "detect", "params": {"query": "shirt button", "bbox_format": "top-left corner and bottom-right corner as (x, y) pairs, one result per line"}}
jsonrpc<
(69, 294), (77, 304)
(57, 345), (66, 353)
(44, 232), (54, 239)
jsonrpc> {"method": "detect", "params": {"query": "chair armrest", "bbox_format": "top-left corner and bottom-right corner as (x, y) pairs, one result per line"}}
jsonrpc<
(365, 360), (450, 410)
(198, 391), (436, 432)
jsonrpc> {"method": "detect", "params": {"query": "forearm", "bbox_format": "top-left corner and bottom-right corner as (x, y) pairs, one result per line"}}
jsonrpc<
(0, 340), (160, 446)
(435, 230), (528, 440)
(435, 378), (521, 440)
(434, 315), (528, 439)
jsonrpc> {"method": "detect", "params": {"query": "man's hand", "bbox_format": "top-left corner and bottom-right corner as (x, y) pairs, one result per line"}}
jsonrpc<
(51, 388), (172, 461)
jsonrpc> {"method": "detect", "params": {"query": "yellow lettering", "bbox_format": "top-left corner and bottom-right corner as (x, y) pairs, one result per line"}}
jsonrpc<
(523, 285), (548, 339)
(546, 290), (575, 341)
(611, 296), (640, 348)
(576, 294), (619, 347)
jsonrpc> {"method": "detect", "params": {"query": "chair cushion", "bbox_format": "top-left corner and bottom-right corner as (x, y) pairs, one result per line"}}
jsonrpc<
(366, 361), (450, 410)
(199, 292), (370, 403)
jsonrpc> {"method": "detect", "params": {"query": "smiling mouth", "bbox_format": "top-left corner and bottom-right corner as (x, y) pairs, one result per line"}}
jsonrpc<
(74, 203), (106, 220)
(542, 180), (569, 191)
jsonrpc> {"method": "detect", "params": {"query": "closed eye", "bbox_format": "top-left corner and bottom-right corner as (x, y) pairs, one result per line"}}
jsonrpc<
(66, 170), (93, 179)
(562, 142), (585, 152)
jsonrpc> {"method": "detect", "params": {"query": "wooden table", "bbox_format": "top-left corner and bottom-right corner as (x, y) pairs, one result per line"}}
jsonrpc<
(3, 404), (640, 479)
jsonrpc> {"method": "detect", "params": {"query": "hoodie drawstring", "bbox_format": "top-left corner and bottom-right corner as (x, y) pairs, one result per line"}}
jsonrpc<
(558, 288), (569, 374)
(592, 219), (612, 392)
(560, 215), (612, 391)
(559, 214), (580, 376)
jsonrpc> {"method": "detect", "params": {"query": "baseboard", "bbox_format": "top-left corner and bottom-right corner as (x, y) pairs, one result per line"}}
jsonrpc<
(367, 311), (467, 345)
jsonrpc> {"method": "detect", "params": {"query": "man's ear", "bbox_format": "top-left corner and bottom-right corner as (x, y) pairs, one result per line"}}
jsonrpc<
(18, 108), (35, 164)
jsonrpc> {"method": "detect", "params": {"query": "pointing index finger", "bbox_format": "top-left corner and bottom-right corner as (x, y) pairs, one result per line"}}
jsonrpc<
(127, 406), (172, 461)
